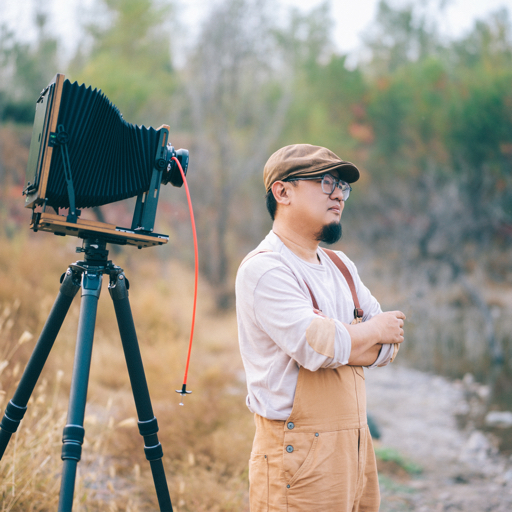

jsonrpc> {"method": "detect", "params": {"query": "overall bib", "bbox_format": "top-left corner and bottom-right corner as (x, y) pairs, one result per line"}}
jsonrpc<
(249, 364), (380, 512)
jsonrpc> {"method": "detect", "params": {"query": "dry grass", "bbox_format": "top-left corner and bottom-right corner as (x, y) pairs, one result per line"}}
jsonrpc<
(0, 234), (252, 511)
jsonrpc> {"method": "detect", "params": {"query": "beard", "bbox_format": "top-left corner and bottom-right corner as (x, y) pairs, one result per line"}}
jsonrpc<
(315, 221), (342, 245)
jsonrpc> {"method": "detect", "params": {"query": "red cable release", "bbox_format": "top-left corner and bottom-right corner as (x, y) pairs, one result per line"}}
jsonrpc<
(172, 156), (197, 403)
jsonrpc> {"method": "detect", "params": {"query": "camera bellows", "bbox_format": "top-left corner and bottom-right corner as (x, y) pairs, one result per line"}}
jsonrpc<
(45, 79), (162, 209)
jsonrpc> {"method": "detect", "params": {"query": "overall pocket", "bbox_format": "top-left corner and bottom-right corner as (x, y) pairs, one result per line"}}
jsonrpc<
(282, 433), (319, 486)
(249, 453), (269, 512)
(286, 430), (360, 511)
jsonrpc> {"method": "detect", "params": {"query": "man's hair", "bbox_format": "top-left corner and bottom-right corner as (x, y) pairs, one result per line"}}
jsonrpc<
(266, 189), (277, 220)
(265, 181), (297, 220)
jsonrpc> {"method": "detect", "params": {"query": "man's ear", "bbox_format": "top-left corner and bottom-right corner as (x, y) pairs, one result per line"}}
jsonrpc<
(271, 181), (292, 206)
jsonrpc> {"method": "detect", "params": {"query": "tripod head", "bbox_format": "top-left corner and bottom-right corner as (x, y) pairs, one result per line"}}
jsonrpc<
(76, 239), (109, 265)
(67, 239), (124, 292)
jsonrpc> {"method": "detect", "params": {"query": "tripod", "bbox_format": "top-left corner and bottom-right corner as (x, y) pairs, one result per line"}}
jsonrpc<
(0, 238), (173, 511)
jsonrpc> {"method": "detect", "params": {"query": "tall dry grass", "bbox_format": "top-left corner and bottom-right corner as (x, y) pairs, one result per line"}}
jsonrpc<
(0, 233), (252, 511)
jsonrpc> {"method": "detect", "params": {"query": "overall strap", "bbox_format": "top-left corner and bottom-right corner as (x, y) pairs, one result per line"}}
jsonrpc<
(322, 248), (363, 320)
(239, 247), (359, 319)
(303, 281), (320, 310)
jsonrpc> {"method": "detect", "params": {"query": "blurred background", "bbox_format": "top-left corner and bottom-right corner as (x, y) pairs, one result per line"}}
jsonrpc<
(0, 0), (511, 509)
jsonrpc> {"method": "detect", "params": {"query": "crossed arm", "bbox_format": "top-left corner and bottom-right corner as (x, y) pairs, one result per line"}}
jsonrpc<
(344, 311), (405, 366)
(311, 308), (405, 366)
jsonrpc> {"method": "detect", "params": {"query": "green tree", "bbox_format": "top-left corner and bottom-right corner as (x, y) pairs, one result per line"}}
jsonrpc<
(71, 0), (176, 126)
(353, 6), (512, 379)
(276, 3), (367, 165)
(448, 9), (512, 222)
(363, 0), (440, 75)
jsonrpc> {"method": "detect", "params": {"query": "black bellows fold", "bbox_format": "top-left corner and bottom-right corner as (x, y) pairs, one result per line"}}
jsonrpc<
(45, 79), (161, 209)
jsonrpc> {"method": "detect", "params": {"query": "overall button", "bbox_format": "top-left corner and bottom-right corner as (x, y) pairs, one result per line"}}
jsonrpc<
(315, 432), (319, 437)
(286, 445), (294, 453)
(287, 422), (295, 430)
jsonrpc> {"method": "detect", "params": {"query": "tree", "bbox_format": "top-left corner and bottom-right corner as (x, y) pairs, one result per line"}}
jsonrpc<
(71, 0), (177, 126)
(362, 0), (440, 75)
(276, 3), (368, 161)
(448, 9), (512, 224)
(182, 0), (292, 308)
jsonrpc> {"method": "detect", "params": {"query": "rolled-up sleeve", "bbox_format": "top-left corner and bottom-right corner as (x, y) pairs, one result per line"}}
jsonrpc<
(367, 343), (395, 368)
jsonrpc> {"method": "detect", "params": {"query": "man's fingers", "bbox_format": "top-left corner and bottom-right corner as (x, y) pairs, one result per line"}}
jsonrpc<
(393, 310), (406, 321)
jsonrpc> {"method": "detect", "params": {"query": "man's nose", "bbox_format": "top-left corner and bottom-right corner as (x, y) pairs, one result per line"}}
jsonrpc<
(330, 184), (344, 201)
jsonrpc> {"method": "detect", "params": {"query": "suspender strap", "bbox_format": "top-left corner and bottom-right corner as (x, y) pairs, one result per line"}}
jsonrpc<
(240, 246), (362, 320)
(323, 248), (364, 320)
(303, 281), (320, 310)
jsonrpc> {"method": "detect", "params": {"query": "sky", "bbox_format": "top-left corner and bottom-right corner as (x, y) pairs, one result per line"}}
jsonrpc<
(1, 0), (511, 63)
(288, 0), (511, 52)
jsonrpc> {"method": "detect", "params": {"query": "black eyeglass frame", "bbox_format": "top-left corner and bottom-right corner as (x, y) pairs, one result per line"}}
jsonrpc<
(283, 174), (352, 201)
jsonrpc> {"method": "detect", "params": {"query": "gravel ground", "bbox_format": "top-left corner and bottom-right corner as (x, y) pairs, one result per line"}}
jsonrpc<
(365, 364), (512, 512)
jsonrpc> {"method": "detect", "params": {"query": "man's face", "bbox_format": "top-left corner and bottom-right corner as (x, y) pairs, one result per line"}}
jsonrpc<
(286, 174), (345, 241)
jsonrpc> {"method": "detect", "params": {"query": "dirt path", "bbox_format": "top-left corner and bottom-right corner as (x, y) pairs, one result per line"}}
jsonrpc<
(365, 364), (512, 511)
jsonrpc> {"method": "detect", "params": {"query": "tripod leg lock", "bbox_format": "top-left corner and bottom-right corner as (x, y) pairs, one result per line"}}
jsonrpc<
(61, 424), (85, 462)
(138, 418), (164, 461)
(0, 400), (27, 434)
(138, 417), (159, 436)
(144, 442), (164, 461)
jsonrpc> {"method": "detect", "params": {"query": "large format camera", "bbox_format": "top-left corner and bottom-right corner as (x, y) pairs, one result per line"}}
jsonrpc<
(23, 73), (189, 248)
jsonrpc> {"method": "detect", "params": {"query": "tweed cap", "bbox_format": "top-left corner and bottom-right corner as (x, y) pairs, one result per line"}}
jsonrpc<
(263, 144), (360, 192)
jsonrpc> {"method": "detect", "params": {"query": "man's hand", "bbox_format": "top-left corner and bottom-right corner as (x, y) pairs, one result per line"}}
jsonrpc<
(367, 311), (406, 345)
(344, 310), (405, 365)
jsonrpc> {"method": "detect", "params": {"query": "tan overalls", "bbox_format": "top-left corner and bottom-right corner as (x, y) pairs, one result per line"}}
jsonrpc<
(249, 364), (379, 511)
(245, 248), (384, 511)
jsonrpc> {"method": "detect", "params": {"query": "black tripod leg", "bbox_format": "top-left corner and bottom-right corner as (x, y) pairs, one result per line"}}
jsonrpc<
(0, 268), (80, 460)
(58, 271), (102, 512)
(109, 272), (173, 512)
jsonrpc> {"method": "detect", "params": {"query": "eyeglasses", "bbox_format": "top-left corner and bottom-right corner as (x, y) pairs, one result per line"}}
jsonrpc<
(284, 174), (352, 201)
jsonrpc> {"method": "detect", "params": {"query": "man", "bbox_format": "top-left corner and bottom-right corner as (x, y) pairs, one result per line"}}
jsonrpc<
(235, 144), (405, 512)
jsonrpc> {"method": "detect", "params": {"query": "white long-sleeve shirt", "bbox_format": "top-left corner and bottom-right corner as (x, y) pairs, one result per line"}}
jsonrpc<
(235, 230), (394, 420)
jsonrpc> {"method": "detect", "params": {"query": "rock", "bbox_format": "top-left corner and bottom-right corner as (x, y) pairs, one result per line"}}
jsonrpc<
(485, 411), (512, 428)
(476, 385), (490, 400)
(503, 469), (512, 484)
(462, 373), (475, 386)
(459, 431), (492, 463)
(453, 401), (470, 416)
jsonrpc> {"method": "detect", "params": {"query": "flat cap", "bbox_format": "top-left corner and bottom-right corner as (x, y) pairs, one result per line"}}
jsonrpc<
(263, 144), (360, 192)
